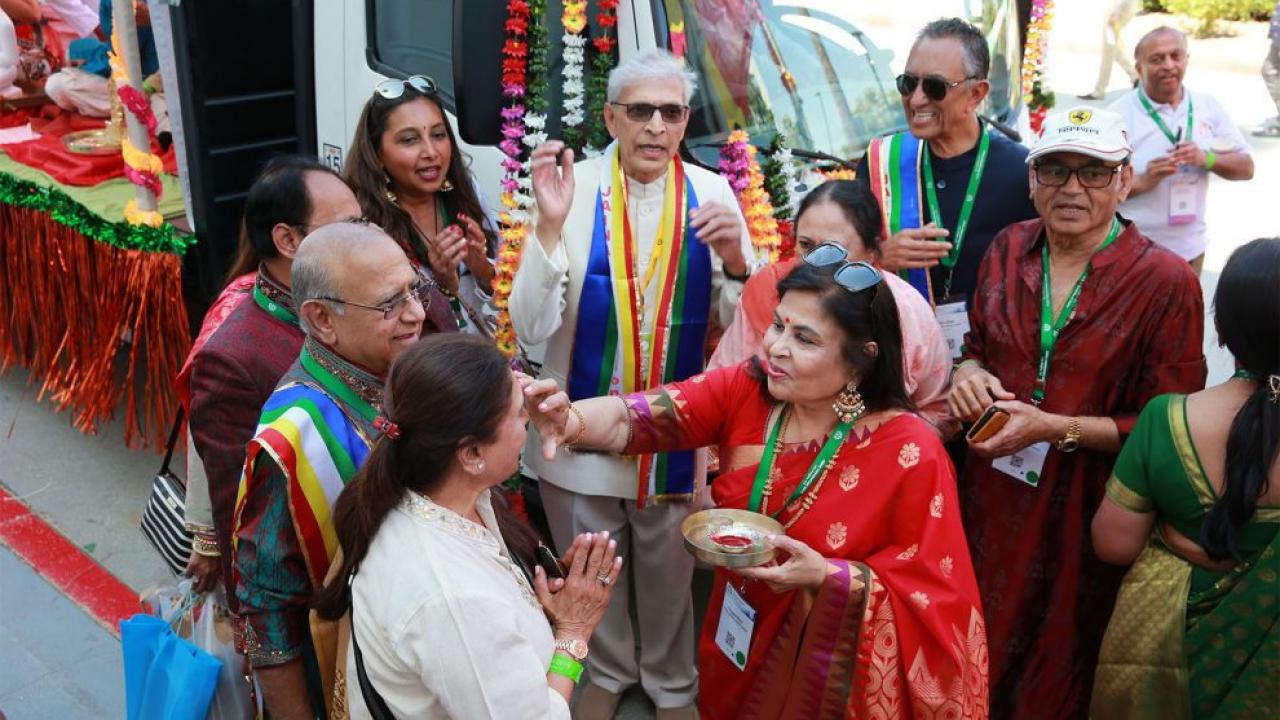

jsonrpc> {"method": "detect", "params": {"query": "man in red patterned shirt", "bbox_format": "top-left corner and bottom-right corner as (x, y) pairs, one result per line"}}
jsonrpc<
(947, 106), (1207, 719)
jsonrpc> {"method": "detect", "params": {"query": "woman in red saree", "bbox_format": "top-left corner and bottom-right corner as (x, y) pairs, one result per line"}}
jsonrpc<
(525, 259), (988, 718)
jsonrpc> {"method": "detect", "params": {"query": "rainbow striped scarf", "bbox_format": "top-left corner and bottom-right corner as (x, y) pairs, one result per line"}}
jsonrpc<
(867, 132), (932, 301)
(233, 342), (377, 586)
(568, 142), (712, 505)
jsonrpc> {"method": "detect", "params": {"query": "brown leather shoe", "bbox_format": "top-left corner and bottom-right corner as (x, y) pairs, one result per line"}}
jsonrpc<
(574, 683), (623, 720)
(655, 704), (699, 720)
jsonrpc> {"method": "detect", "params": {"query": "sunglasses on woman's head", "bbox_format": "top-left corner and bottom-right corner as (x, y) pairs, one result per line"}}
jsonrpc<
(373, 74), (438, 100)
(803, 241), (883, 293)
(895, 72), (977, 102)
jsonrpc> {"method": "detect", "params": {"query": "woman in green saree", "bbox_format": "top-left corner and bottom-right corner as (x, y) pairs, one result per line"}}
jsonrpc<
(1089, 237), (1280, 719)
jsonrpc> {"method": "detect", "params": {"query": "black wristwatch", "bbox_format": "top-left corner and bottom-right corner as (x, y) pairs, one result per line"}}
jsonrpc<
(723, 264), (751, 282)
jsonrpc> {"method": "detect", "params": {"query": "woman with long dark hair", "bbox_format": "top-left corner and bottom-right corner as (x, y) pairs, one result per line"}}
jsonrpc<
(526, 261), (988, 718)
(313, 334), (621, 718)
(1091, 237), (1280, 718)
(343, 75), (496, 334)
(709, 180), (956, 437)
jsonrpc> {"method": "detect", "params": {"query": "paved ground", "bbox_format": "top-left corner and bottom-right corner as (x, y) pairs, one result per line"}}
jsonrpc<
(0, 4), (1274, 718)
(0, 545), (125, 719)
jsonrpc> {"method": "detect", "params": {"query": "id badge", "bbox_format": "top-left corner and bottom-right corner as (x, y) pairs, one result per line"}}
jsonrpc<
(991, 441), (1050, 487)
(935, 299), (970, 362)
(1168, 173), (1199, 226)
(715, 583), (756, 670)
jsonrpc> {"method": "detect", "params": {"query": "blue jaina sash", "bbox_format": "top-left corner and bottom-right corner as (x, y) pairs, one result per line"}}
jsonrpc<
(568, 141), (712, 505)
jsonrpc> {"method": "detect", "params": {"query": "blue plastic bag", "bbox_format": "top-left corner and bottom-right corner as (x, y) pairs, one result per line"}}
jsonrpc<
(120, 613), (223, 720)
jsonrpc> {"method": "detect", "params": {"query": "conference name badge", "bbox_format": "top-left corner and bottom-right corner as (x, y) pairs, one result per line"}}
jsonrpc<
(716, 583), (756, 671)
(992, 441), (1050, 487)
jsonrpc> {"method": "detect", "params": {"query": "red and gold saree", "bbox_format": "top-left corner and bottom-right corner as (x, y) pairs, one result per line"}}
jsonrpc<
(623, 364), (988, 719)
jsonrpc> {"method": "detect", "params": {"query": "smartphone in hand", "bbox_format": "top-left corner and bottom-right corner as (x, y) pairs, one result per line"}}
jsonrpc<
(966, 405), (1010, 443)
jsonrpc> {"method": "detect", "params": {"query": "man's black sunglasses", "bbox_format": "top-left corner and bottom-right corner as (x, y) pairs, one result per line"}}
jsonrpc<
(803, 242), (883, 293)
(895, 72), (979, 102)
(609, 102), (690, 124)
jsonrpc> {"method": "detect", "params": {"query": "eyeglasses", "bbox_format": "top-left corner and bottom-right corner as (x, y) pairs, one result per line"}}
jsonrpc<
(373, 74), (438, 100)
(609, 102), (689, 124)
(895, 72), (979, 102)
(1033, 162), (1123, 189)
(320, 278), (432, 320)
(803, 242), (884, 293)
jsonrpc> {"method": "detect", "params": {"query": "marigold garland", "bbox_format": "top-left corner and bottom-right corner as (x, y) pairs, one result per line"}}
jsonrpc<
(491, 0), (550, 357)
(719, 130), (781, 265)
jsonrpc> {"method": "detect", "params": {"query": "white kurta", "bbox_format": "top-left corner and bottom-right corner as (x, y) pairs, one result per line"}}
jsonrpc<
(346, 490), (569, 720)
(510, 154), (751, 499)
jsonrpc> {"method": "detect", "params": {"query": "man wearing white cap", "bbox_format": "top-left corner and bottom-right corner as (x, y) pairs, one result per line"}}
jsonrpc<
(1110, 26), (1254, 274)
(947, 106), (1207, 719)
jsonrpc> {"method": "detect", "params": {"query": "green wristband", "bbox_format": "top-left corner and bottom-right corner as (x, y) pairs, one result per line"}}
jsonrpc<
(548, 653), (583, 683)
(1204, 149), (1216, 171)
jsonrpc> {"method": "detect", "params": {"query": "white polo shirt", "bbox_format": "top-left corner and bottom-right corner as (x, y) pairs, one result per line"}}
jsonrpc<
(1110, 88), (1250, 260)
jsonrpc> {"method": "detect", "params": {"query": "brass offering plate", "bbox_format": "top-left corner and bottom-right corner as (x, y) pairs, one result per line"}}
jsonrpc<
(62, 129), (122, 156)
(682, 508), (782, 569)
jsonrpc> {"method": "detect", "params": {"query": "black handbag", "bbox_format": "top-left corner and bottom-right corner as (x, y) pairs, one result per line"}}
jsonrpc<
(139, 409), (193, 576)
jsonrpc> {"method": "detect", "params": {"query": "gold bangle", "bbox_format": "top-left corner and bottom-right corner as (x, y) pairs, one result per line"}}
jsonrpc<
(565, 403), (587, 447)
(192, 533), (221, 557)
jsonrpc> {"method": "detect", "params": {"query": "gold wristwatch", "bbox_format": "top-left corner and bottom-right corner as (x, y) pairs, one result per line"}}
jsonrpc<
(554, 638), (589, 661)
(1056, 417), (1082, 453)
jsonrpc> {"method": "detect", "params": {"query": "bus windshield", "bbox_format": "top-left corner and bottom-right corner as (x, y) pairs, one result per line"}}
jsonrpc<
(659, 0), (1022, 167)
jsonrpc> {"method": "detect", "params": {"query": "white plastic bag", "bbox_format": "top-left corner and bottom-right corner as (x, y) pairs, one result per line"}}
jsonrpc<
(139, 580), (256, 720)
(192, 588), (255, 720)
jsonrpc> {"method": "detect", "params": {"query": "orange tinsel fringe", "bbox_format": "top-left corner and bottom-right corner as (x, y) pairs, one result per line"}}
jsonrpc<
(0, 204), (191, 450)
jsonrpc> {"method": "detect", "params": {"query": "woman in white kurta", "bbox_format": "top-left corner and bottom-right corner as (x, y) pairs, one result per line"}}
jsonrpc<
(313, 335), (622, 719)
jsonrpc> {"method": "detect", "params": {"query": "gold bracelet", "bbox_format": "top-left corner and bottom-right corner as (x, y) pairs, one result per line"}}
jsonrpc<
(565, 403), (587, 447)
(192, 533), (221, 557)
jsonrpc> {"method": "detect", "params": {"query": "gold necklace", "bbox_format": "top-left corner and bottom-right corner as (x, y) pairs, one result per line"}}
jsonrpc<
(759, 406), (791, 517)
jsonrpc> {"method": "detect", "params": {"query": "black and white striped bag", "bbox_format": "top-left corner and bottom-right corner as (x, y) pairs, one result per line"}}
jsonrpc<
(140, 410), (192, 576)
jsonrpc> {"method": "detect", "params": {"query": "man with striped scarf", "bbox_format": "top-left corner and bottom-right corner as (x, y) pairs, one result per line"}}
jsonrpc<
(232, 222), (429, 720)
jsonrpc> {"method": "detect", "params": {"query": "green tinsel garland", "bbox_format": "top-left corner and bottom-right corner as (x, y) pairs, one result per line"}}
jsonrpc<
(0, 171), (194, 255)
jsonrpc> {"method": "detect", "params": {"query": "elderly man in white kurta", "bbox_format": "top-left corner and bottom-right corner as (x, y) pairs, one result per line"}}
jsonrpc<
(510, 49), (752, 719)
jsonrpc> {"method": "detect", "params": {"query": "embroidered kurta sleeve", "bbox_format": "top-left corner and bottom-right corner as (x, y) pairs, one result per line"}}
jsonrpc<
(233, 456), (313, 667)
(403, 593), (571, 719)
(509, 229), (571, 346)
(189, 349), (262, 555)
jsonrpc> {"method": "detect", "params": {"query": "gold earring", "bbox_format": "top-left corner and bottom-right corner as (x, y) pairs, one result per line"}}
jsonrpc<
(832, 381), (865, 424)
(440, 177), (454, 192)
(384, 172), (397, 204)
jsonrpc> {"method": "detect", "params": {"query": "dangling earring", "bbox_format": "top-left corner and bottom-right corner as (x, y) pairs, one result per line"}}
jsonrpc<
(384, 172), (398, 204)
(832, 381), (865, 424)
(440, 177), (454, 192)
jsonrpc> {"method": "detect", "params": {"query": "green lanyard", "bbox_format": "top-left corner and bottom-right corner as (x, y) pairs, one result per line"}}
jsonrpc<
(1032, 219), (1122, 405)
(253, 282), (298, 325)
(1231, 369), (1258, 381)
(1137, 89), (1193, 145)
(747, 406), (853, 516)
(923, 129), (990, 298)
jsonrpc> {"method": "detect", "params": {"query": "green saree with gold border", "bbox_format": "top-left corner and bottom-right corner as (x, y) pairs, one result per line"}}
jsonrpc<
(1091, 394), (1279, 719)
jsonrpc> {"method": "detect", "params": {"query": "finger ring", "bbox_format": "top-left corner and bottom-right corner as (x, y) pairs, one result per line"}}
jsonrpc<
(596, 573), (612, 587)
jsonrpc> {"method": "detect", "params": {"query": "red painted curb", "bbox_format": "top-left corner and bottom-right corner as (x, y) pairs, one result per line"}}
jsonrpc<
(0, 486), (141, 637)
